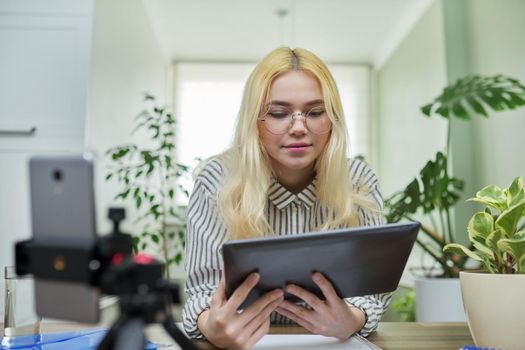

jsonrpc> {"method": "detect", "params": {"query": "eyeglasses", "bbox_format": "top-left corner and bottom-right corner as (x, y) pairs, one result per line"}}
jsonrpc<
(259, 105), (332, 135)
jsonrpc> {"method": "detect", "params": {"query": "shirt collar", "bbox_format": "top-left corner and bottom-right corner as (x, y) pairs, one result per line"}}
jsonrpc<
(268, 178), (317, 210)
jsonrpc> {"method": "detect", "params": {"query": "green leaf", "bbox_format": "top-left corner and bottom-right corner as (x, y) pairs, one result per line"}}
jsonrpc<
(135, 196), (142, 209)
(105, 173), (113, 181)
(485, 229), (503, 252)
(169, 189), (174, 199)
(495, 201), (525, 237)
(452, 101), (469, 120)
(174, 253), (182, 265)
(443, 243), (484, 262)
(468, 212), (494, 242)
(132, 236), (140, 253)
(421, 103), (432, 116)
(151, 234), (160, 244)
(497, 236), (525, 272)
(114, 189), (130, 200)
(470, 185), (507, 212)
(466, 96), (488, 117)
(507, 177), (524, 206)
(422, 75), (525, 120)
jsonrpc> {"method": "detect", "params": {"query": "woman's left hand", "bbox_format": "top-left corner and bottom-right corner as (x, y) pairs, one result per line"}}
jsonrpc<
(275, 272), (366, 340)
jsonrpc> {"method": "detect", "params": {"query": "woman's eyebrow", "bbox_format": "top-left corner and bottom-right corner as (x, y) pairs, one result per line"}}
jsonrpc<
(268, 99), (324, 107)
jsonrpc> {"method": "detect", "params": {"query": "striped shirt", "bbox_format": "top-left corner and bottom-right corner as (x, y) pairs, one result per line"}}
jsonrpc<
(182, 157), (392, 339)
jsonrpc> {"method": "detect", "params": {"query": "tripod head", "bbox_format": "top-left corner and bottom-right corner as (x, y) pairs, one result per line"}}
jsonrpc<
(15, 207), (197, 350)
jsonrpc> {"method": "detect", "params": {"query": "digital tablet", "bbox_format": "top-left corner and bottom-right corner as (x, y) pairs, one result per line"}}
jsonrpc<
(223, 222), (419, 309)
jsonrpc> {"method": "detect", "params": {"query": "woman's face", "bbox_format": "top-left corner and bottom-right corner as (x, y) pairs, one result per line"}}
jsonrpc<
(258, 70), (331, 179)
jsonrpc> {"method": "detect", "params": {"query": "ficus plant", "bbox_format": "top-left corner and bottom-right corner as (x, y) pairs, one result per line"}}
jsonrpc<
(444, 177), (525, 274)
(105, 94), (190, 280)
(385, 75), (525, 277)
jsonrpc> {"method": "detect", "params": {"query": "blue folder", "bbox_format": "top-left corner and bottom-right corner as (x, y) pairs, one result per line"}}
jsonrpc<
(1, 329), (157, 350)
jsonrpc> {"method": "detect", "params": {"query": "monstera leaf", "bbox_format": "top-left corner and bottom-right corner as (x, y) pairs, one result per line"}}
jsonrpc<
(385, 151), (464, 223)
(421, 75), (525, 120)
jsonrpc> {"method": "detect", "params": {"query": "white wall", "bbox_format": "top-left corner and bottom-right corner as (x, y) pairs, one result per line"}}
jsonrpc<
(375, 0), (449, 283)
(466, 0), (525, 190)
(86, 0), (168, 235)
(376, 0), (448, 198)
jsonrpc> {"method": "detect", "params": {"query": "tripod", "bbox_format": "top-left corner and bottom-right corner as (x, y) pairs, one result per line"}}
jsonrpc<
(15, 207), (198, 350)
(95, 209), (198, 350)
(96, 257), (198, 350)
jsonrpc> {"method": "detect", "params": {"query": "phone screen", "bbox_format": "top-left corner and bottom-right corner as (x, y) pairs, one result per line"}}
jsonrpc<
(29, 154), (100, 323)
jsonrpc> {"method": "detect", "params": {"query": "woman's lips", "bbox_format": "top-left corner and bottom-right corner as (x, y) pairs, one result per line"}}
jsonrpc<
(284, 143), (311, 152)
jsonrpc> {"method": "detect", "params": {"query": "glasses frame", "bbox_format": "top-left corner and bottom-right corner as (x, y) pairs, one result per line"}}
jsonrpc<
(258, 105), (333, 135)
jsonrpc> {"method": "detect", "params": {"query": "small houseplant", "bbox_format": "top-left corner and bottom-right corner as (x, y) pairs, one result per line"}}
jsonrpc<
(443, 177), (525, 348)
(105, 94), (190, 280)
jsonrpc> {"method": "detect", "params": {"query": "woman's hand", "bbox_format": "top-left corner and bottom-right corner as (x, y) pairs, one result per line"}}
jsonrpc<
(275, 272), (366, 340)
(198, 272), (284, 350)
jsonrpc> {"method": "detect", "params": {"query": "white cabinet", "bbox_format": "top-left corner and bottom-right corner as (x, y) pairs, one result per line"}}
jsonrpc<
(0, 0), (94, 315)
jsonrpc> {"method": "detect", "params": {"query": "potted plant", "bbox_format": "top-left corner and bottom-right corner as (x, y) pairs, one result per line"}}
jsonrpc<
(443, 177), (525, 349)
(105, 94), (190, 280)
(385, 75), (525, 321)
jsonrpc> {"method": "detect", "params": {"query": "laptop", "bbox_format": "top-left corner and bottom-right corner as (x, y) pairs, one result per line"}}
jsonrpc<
(223, 222), (419, 309)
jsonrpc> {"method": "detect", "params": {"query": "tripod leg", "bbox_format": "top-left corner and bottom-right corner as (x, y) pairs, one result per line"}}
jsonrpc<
(97, 315), (126, 350)
(114, 318), (146, 350)
(162, 316), (199, 350)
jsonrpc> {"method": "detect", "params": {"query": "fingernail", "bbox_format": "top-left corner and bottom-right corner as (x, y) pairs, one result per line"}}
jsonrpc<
(251, 273), (259, 282)
(313, 273), (320, 281)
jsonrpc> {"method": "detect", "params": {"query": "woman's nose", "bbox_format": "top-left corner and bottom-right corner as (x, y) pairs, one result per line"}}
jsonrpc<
(288, 113), (308, 134)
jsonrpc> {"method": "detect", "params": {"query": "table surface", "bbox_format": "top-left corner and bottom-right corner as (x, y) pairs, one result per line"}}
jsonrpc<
(1, 322), (473, 350)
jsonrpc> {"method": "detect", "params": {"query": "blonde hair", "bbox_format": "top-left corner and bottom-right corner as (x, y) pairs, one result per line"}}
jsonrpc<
(214, 47), (377, 240)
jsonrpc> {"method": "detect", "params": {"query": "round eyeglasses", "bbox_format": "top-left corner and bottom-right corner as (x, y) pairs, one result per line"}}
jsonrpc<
(259, 105), (332, 135)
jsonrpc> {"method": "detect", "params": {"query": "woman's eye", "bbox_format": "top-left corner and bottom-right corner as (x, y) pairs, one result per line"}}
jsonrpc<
(268, 111), (289, 119)
(308, 108), (325, 117)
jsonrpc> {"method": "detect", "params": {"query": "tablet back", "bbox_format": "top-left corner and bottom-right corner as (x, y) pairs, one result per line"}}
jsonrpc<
(223, 222), (419, 309)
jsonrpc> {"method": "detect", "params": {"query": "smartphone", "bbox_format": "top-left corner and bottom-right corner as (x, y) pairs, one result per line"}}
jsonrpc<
(29, 153), (100, 323)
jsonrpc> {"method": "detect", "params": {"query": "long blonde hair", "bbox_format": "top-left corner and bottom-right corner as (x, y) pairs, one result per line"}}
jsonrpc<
(215, 47), (376, 240)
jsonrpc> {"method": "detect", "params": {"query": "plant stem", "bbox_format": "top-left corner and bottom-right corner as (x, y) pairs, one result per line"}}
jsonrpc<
(445, 207), (454, 244)
(415, 239), (456, 277)
(415, 220), (445, 247)
(438, 209), (448, 244)
(158, 154), (171, 281)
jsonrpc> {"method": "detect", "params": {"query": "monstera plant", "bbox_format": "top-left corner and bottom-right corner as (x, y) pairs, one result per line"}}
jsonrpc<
(385, 75), (525, 278)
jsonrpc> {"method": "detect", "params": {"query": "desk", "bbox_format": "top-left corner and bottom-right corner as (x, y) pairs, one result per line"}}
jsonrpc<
(1, 322), (473, 350)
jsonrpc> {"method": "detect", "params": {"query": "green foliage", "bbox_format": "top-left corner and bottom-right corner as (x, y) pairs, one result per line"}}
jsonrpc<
(385, 74), (525, 278)
(444, 177), (525, 274)
(391, 290), (416, 322)
(105, 94), (189, 279)
(421, 75), (525, 120)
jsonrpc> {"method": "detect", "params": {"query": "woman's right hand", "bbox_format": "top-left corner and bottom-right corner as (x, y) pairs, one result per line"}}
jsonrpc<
(197, 272), (284, 350)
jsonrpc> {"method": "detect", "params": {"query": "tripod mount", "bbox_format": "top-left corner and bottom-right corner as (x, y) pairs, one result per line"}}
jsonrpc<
(15, 208), (197, 350)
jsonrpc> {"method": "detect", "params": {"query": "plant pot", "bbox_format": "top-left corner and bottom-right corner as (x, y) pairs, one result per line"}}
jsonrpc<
(460, 271), (525, 349)
(414, 277), (466, 321)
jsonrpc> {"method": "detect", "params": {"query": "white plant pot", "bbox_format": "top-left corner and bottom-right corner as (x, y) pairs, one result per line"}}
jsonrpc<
(415, 277), (466, 322)
(460, 271), (525, 349)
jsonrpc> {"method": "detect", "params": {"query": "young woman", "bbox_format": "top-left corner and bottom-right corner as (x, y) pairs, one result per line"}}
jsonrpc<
(182, 47), (391, 349)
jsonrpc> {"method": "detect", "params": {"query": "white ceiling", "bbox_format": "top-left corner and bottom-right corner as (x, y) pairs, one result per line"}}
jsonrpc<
(144, 0), (433, 68)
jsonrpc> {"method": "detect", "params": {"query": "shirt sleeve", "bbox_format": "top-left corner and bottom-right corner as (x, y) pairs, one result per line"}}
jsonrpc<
(345, 159), (393, 337)
(182, 167), (228, 339)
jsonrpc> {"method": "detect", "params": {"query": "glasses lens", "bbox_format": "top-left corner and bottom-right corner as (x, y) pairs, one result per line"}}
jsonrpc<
(306, 106), (331, 134)
(264, 106), (292, 134)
